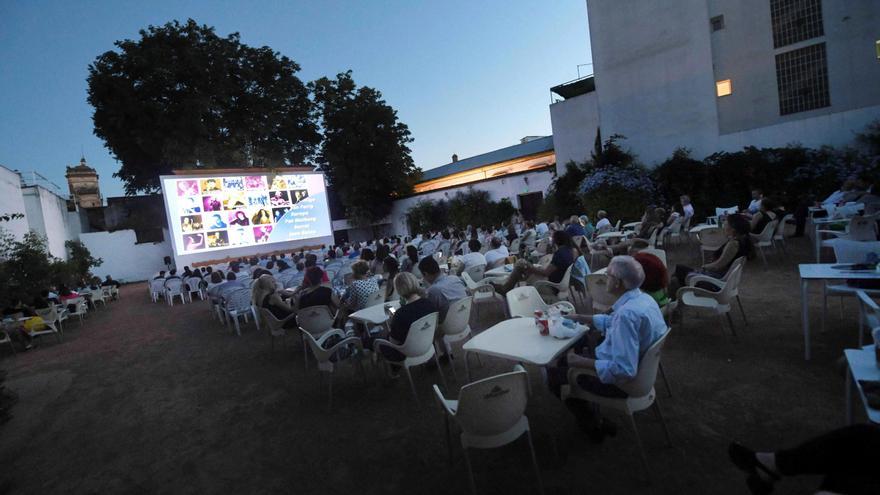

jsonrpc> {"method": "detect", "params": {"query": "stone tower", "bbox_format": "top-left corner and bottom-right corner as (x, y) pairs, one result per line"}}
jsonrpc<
(65, 157), (102, 208)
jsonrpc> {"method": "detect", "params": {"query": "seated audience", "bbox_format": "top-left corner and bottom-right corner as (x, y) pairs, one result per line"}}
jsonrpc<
(495, 230), (577, 294)
(565, 215), (586, 237)
(380, 272), (437, 368)
(594, 210), (612, 235)
(380, 257), (400, 301)
(296, 267), (339, 312)
(632, 251), (670, 308)
(546, 256), (668, 443)
(750, 197), (782, 234)
(746, 189), (764, 215)
(673, 213), (753, 289)
(459, 239), (486, 272)
(483, 237), (509, 268)
(341, 261), (380, 311)
(252, 275), (296, 328)
(418, 256), (467, 324)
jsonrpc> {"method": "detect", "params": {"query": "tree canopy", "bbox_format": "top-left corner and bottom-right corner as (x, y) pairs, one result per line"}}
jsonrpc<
(312, 72), (420, 226)
(87, 19), (319, 194)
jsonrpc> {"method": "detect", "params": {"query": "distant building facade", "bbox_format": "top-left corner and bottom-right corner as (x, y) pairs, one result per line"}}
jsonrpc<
(66, 157), (103, 208)
(551, 0), (880, 170)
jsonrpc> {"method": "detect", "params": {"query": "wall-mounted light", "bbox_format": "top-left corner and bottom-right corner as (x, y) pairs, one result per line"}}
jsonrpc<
(876, 40), (880, 59)
(524, 176), (530, 185)
(716, 79), (732, 97)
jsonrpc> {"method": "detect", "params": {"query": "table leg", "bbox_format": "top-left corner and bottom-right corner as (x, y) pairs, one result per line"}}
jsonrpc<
(845, 365), (854, 425)
(802, 278), (811, 361)
(814, 223), (821, 263)
(464, 350), (472, 382)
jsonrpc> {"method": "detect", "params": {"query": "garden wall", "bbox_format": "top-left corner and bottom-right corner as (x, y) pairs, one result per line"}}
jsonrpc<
(79, 229), (173, 283)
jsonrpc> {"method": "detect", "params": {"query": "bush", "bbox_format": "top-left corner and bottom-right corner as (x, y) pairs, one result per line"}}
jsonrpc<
(404, 188), (519, 233)
(578, 135), (657, 222)
(538, 162), (588, 221)
(0, 230), (103, 305)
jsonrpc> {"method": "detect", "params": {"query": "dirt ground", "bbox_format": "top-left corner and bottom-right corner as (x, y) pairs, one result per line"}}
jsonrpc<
(0, 236), (867, 494)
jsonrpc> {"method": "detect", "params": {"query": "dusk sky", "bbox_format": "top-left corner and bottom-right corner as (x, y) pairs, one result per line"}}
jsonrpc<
(0, 0), (591, 198)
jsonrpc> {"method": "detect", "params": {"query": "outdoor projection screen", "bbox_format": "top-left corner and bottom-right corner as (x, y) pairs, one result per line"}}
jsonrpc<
(160, 171), (332, 257)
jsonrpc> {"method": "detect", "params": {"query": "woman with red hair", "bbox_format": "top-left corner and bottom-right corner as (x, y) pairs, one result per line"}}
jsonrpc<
(632, 251), (669, 308)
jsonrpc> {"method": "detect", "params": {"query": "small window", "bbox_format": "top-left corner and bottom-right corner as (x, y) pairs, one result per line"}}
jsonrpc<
(710, 15), (725, 31)
(716, 79), (732, 97)
(770, 0), (824, 49)
(775, 42), (830, 115)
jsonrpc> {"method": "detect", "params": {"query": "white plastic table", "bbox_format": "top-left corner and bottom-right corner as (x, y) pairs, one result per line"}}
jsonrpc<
(348, 300), (400, 326)
(799, 264), (880, 360)
(811, 217), (851, 262)
(462, 317), (587, 381)
(844, 345), (880, 424)
(485, 264), (514, 277)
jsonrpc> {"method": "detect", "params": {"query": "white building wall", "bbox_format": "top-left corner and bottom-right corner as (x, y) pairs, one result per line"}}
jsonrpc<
(79, 229), (174, 283)
(586, 0), (720, 165)
(0, 165), (30, 239)
(550, 92), (599, 173)
(22, 186), (76, 260)
(387, 170), (555, 237)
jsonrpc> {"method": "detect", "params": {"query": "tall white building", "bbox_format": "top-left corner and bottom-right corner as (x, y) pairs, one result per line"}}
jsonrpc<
(551, 0), (880, 171)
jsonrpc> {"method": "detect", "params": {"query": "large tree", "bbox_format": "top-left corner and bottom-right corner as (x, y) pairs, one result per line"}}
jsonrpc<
(311, 72), (420, 226)
(87, 19), (320, 194)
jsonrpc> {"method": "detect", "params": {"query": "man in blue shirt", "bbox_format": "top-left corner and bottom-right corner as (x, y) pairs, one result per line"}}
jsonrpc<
(547, 255), (668, 443)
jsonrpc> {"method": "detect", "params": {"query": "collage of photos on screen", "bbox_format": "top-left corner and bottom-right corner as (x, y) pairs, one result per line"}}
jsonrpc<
(175, 175), (310, 252)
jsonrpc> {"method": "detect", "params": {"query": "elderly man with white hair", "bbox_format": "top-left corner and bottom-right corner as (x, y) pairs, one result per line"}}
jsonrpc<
(546, 255), (668, 443)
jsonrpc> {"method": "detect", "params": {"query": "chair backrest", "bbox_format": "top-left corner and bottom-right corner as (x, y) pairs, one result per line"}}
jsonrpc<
(225, 288), (252, 312)
(399, 312), (439, 356)
(613, 220), (621, 231)
(774, 214), (793, 239)
(619, 329), (671, 397)
(259, 307), (287, 334)
(586, 273), (617, 313)
(857, 290), (880, 331)
(149, 279), (165, 293)
(509, 238), (521, 253)
(506, 286), (546, 318)
(848, 215), (878, 242)
(455, 366), (530, 436)
(715, 206), (738, 217)
(668, 217), (683, 235)
(639, 248), (667, 268)
(185, 277), (202, 292)
(537, 253), (553, 266)
(716, 263), (744, 304)
(753, 220), (778, 243)
(487, 257), (505, 270)
(35, 306), (58, 322)
(646, 228), (658, 248)
(441, 296), (473, 337)
(67, 297), (86, 313)
(722, 257), (747, 282)
(558, 265), (573, 288)
(464, 263), (486, 282)
(165, 278), (183, 292)
(460, 271), (480, 291)
(296, 305), (335, 335)
(829, 239), (880, 263)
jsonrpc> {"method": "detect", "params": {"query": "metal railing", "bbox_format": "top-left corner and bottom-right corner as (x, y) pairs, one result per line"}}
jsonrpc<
(20, 171), (69, 199)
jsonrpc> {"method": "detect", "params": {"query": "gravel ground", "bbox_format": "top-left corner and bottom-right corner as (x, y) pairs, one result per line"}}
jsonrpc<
(0, 236), (865, 494)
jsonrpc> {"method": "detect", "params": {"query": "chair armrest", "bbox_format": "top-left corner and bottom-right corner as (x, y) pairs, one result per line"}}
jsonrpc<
(567, 366), (599, 386)
(432, 384), (456, 416)
(816, 230), (847, 239)
(549, 301), (576, 314)
(512, 364), (531, 396)
(319, 336), (363, 361)
(315, 328), (346, 346)
(686, 275), (725, 290)
(373, 338), (404, 354)
(675, 285), (721, 301)
(532, 280), (560, 291)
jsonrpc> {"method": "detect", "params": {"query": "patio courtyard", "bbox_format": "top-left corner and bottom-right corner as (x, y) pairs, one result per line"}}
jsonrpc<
(0, 236), (864, 494)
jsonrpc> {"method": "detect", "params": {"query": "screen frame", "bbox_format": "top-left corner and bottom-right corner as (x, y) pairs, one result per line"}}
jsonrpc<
(159, 170), (334, 267)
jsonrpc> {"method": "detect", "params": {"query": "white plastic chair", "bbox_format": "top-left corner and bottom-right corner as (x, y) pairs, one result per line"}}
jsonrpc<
(461, 271), (505, 321)
(439, 296), (474, 379)
(715, 206), (738, 218)
(433, 365), (544, 495)
(0, 330), (15, 355)
(561, 330), (672, 481)
(373, 312), (447, 405)
(638, 248), (667, 268)
(750, 220), (779, 268)
(363, 290), (386, 310)
(686, 257), (748, 325)
(773, 213), (793, 253)
(297, 305), (338, 369)
(89, 289), (107, 308)
(164, 279), (186, 306)
(149, 279), (165, 302)
(259, 308), (296, 351)
(66, 297), (88, 326)
(818, 215), (879, 262)
(222, 288), (252, 336)
(819, 240), (880, 334)
(35, 306), (63, 333)
(300, 328), (366, 411)
(505, 286), (574, 319)
(697, 227), (727, 265)
(464, 264), (487, 283)
(665, 217), (684, 245)
(26, 318), (62, 344)
(857, 290), (880, 347)
(532, 265), (572, 303)
(185, 277), (205, 301)
(675, 262), (744, 335)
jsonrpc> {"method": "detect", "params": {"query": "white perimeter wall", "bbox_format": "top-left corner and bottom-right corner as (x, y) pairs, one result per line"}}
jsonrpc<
(387, 170), (555, 237)
(0, 165), (30, 239)
(79, 229), (173, 283)
(550, 92), (599, 173)
(22, 186), (76, 260)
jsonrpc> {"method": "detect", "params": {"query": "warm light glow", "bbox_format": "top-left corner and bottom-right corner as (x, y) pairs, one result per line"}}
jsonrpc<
(716, 79), (732, 97)
(413, 152), (555, 194)
(876, 40), (880, 59)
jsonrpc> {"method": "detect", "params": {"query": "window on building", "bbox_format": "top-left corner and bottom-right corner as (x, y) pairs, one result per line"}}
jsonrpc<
(775, 42), (830, 115)
(770, 0), (824, 49)
(710, 15), (725, 32)
(716, 79), (732, 97)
